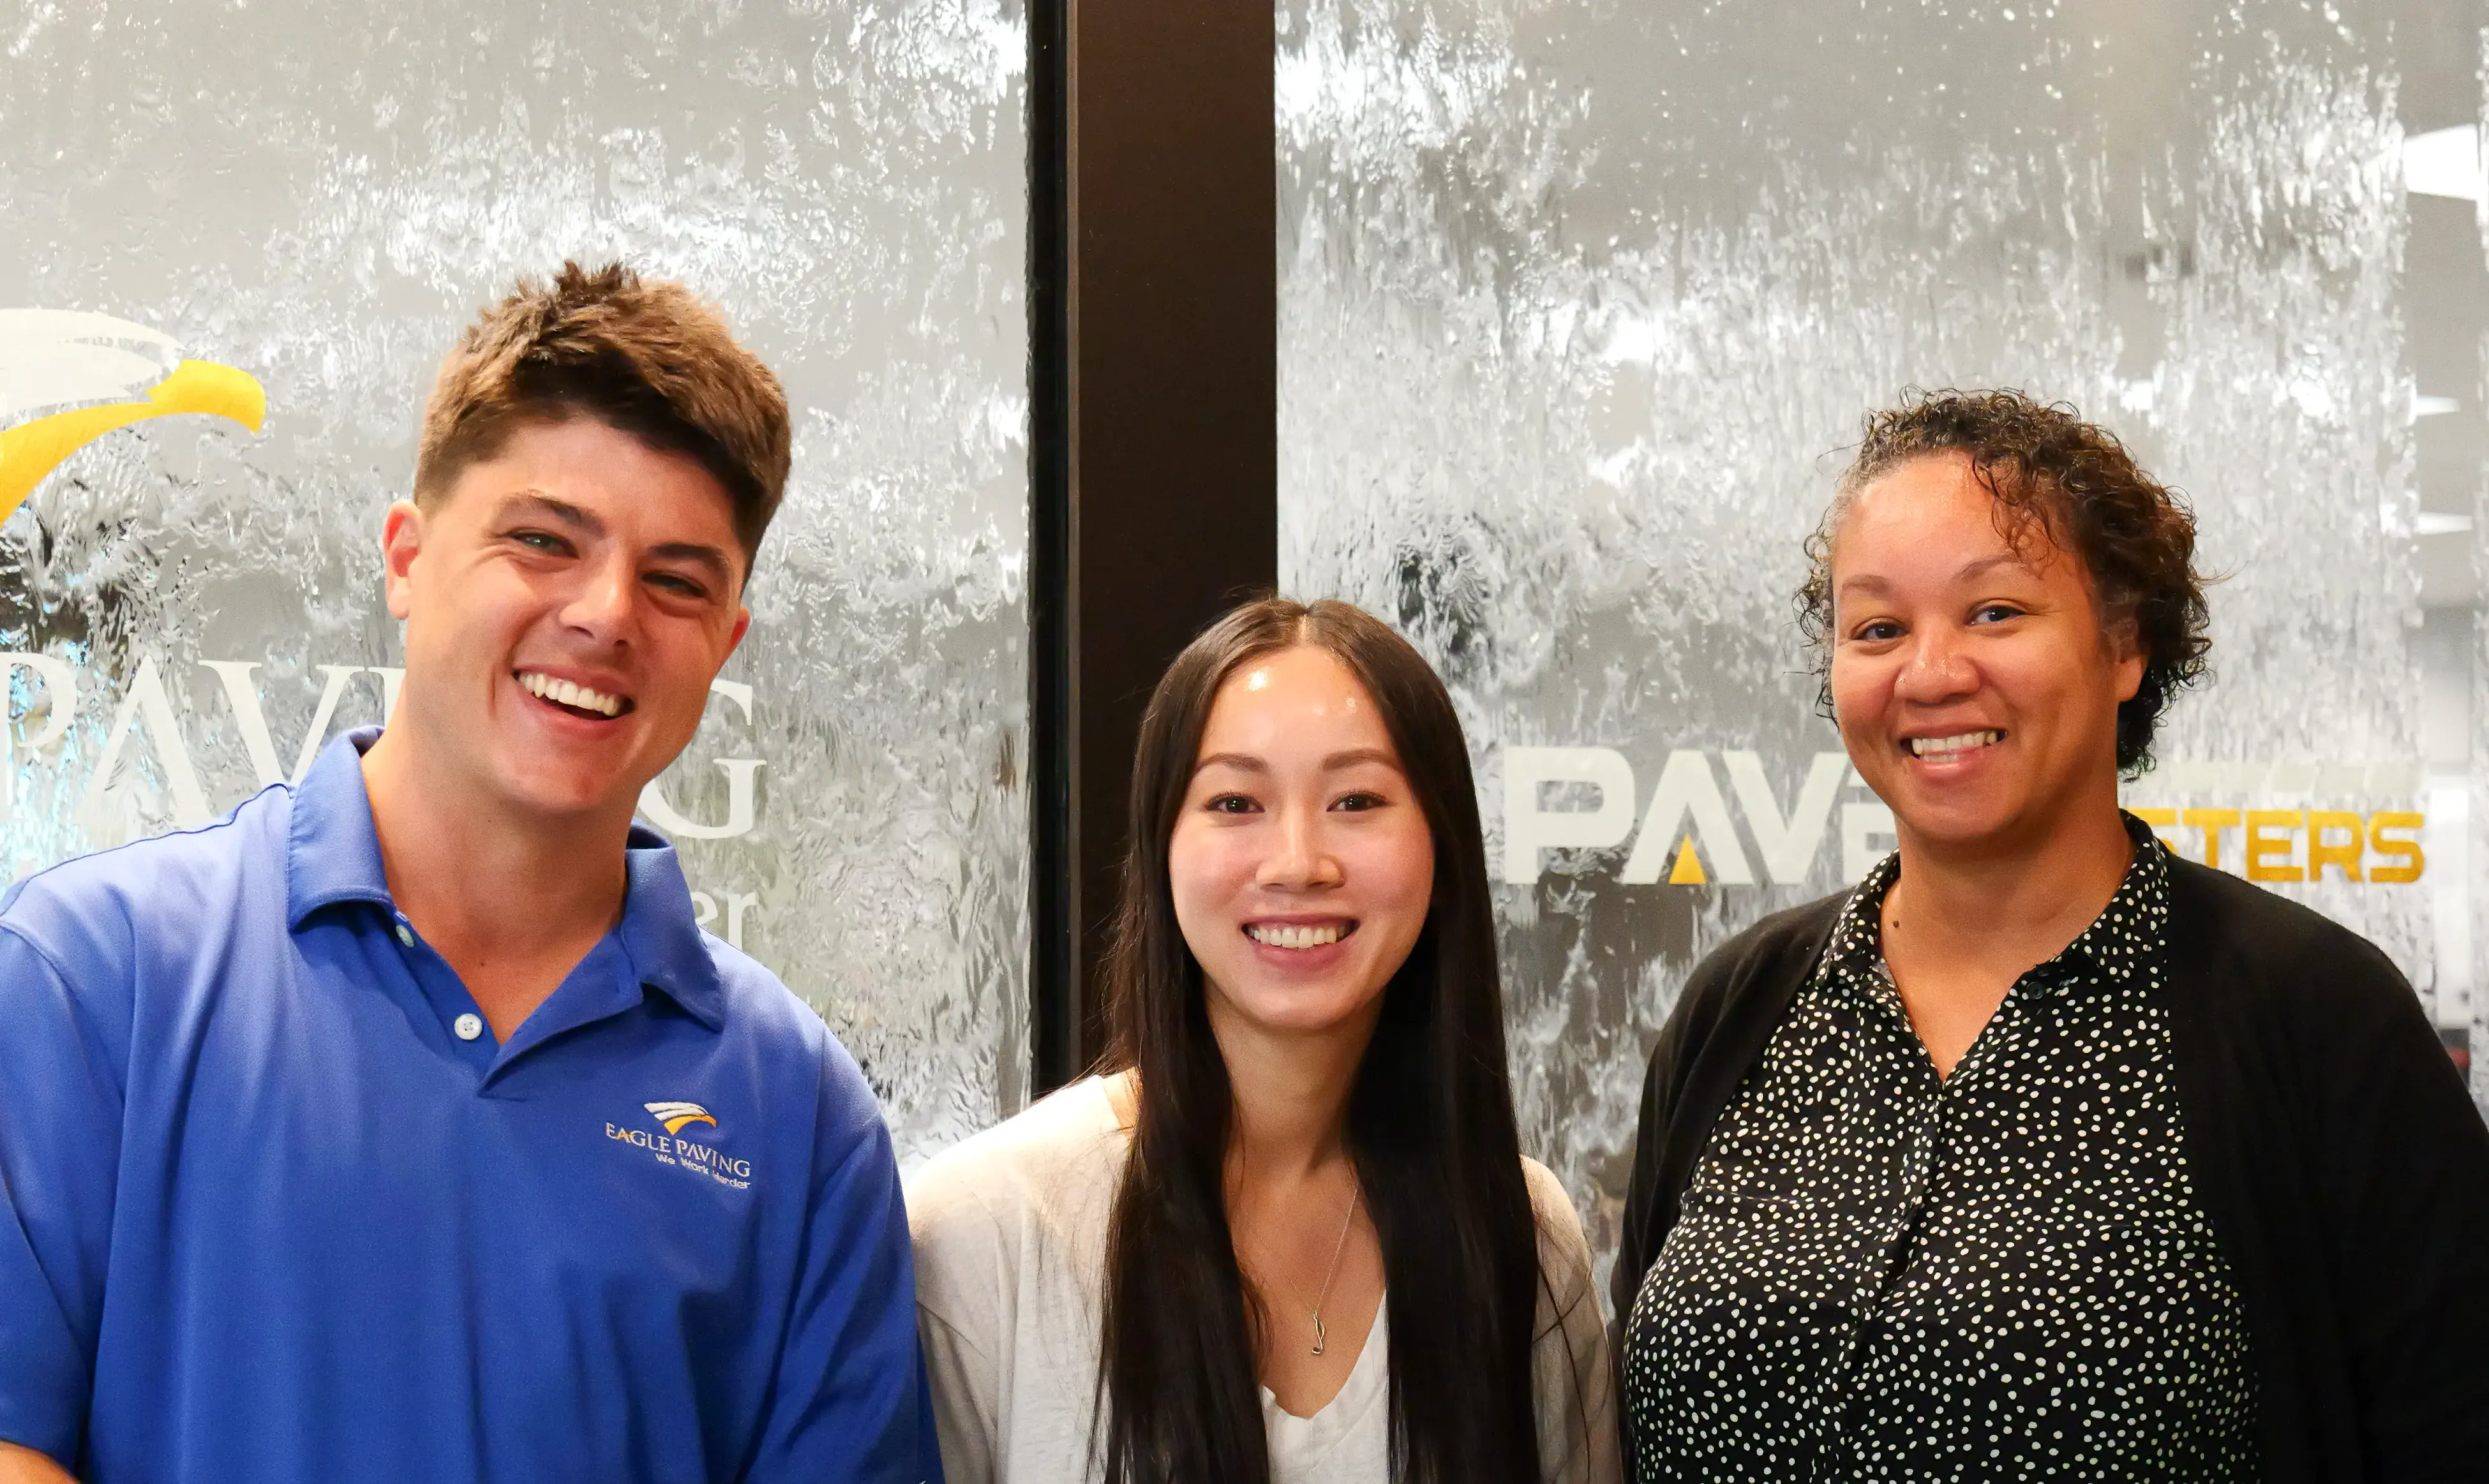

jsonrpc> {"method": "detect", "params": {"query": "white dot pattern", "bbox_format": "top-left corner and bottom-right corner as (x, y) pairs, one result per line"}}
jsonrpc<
(1624, 828), (2258, 1480)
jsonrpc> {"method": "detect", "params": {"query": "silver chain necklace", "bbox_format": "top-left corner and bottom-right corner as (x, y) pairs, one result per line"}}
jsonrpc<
(1308, 1185), (1361, 1357)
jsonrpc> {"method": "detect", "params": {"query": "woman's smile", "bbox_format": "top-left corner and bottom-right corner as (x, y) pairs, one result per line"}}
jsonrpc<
(1241, 917), (1361, 951)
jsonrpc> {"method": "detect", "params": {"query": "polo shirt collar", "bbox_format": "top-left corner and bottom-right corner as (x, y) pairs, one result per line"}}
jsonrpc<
(614, 829), (727, 1030)
(285, 728), (727, 1032)
(286, 727), (394, 926)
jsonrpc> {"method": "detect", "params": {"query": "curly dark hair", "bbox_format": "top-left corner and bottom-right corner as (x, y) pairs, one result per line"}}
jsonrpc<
(1796, 389), (2212, 776)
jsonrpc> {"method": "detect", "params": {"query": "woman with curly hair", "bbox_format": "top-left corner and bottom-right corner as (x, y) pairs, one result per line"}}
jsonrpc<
(1611, 390), (2489, 1482)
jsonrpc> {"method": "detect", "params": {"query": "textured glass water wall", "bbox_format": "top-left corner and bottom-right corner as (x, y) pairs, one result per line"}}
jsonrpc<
(0, 0), (1030, 1160)
(1280, 0), (2489, 1277)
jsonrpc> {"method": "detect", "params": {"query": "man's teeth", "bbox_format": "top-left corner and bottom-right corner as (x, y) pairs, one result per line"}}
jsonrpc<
(1246, 923), (1349, 950)
(1908, 729), (2003, 757)
(518, 671), (625, 718)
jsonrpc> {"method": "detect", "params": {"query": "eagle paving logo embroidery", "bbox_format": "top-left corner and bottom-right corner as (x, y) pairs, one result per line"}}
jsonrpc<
(606, 1100), (753, 1189)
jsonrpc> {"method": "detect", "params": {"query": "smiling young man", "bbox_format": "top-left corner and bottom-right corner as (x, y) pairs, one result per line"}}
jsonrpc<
(0, 265), (936, 1483)
(1610, 390), (2489, 1483)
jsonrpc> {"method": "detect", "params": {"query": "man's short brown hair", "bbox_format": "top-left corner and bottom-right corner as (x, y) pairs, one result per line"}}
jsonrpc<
(414, 262), (791, 570)
(1797, 389), (2213, 776)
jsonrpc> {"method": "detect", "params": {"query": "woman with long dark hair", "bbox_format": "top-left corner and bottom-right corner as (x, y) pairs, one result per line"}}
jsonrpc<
(909, 597), (1615, 1484)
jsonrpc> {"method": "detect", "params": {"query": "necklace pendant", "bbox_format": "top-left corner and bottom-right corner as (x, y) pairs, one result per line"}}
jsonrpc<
(1310, 1316), (1326, 1357)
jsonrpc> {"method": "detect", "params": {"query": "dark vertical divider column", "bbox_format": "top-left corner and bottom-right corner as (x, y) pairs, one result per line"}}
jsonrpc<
(1027, 0), (1078, 1100)
(1028, 0), (1278, 1094)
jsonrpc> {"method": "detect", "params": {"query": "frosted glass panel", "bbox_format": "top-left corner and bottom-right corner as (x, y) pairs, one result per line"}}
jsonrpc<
(0, 0), (1030, 1159)
(1280, 0), (2489, 1272)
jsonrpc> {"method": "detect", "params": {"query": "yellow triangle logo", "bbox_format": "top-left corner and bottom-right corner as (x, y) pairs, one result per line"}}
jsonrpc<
(1667, 836), (1707, 885)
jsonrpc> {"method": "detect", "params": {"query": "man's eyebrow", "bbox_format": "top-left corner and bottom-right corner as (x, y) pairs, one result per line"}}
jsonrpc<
(649, 541), (735, 587)
(500, 494), (736, 589)
(500, 492), (604, 537)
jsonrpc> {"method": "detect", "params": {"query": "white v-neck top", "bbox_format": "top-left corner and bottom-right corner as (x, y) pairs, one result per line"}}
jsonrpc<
(1264, 1298), (1389, 1478)
(906, 1078), (1620, 1484)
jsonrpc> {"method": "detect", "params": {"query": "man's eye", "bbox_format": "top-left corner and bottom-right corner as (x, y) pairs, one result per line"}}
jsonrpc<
(1204, 794), (1259, 815)
(512, 530), (567, 553)
(649, 573), (709, 599)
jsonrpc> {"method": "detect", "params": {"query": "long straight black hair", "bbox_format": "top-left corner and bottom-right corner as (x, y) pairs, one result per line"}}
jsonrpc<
(1095, 596), (1546, 1484)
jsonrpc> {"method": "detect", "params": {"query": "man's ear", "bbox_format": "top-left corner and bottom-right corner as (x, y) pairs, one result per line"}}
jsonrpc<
(381, 501), (425, 621)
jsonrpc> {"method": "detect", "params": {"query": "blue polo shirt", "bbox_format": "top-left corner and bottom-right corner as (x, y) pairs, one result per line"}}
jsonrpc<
(0, 730), (937, 1483)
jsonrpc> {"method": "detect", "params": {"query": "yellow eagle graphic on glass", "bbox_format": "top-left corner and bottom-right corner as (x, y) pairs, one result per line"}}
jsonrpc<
(0, 309), (265, 522)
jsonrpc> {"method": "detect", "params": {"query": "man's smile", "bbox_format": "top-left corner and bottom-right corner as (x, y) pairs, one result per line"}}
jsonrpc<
(516, 669), (635, 719)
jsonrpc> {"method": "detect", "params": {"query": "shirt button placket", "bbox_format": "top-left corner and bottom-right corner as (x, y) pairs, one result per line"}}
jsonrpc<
(391, 912), (488, 1052)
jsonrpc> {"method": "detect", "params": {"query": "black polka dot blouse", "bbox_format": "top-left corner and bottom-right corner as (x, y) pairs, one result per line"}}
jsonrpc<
(1623, 827), (2259, 1480)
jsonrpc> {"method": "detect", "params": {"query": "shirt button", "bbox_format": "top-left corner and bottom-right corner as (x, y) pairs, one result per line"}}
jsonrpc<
(395, 924), (414, 947)
(453, 1013), (484, 1041)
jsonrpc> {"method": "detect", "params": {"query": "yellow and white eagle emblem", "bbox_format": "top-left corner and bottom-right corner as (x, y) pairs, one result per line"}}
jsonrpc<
(0, 309), (265, 526)
(645, 1101), (718, 1136)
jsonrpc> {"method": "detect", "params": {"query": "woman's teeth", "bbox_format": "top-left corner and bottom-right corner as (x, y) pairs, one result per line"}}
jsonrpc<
(1246, 923), (1350, 950)
(518, 671), (627, 718)
(1908, 729), (2002, 757)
